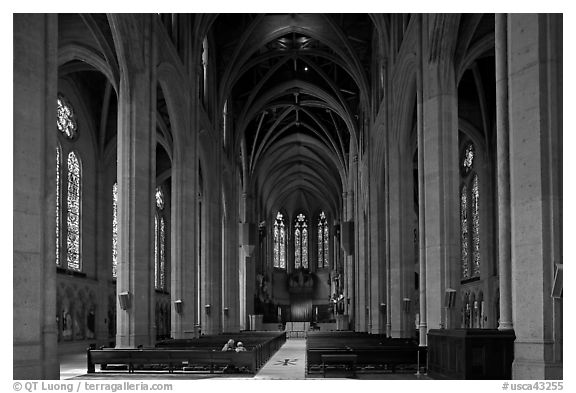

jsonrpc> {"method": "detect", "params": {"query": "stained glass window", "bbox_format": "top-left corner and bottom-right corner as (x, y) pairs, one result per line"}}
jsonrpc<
(56, 145), (61, 266)
(462, 143), (474, 174)
(273, 212), (286, 268)
(460, 185), (469, 279)
(279, 217), (286, 269)
(317, 212), (329, 268)
(317, 224), (323, 267)
(295, 228), (301, 268)
(159, 217), (166, 289)
(460, 141), (480, 280)
(324, 224), (328, 264)
(154, 214), (159, 288)
(273, 224), (280, 267)
(57, 94), (77, 139)
(155, 187), (164, 210)
(472, 174), (480, 276)
(295, 213), (308, 269)
(154, 187), (167, 290)
(302, 226), (308, 268)
(66, 151), (81, 271)
(112, 182), (118, 278)
(223, 100), (228, 145)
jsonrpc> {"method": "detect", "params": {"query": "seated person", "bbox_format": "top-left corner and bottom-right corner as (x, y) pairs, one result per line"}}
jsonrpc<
(235, 342), (247, 352)
(221, 339), (235, 351)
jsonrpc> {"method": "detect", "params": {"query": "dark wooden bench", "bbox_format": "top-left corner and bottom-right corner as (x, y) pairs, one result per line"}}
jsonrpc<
(352, 346), (425, 372)
(88, 332), (286, 375)
(87, 349), (257, 374)
(321, 354), (357, 378)
(306, 333), (426, 375)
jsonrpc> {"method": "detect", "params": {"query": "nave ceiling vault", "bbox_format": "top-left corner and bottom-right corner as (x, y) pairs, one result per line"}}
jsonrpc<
(210, 13), (373, 217)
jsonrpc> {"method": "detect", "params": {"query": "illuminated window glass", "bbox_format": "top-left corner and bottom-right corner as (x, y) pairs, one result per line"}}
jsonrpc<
(56, 145), (61, 266)
(295, 213), (308, 269)
(273, 223), (279, 267)
(462, 143), (474, 174)
(57, 94), (77, 139)
(317, 223), (322, 267)
(66, 151), (81, 271)
(112, 182), (118, 278)
(154, 213), (159, 287)
(159, 217), (166, 289)
(317, 212), (329, 268)
(472, 174), (480, 276)
(295, 228), (301, 268)
(154, 187), (167, 290)
(273, 212), (286, 269)
(155, 187), (165, 210)
(460, 185), (469, 279)
(279, 218), (286, 269)
(460, 141), (480, 280)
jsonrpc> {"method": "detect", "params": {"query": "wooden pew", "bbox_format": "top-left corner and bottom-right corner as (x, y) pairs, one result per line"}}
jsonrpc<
(306, 332), (426, 375)
(321, 353), (357, 378)
(88, 331), (286, 375)
(87, 348), (257, 374)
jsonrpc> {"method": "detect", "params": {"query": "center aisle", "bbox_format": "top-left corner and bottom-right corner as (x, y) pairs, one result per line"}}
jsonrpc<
(254, 338), (307, 379)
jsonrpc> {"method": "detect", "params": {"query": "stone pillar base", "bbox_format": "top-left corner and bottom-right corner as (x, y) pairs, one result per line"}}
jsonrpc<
(512, 360), (563, 380)
(14, 358), (59, 380)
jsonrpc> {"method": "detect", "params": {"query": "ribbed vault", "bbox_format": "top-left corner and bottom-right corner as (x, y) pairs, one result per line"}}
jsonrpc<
(211, 13), (373, 218)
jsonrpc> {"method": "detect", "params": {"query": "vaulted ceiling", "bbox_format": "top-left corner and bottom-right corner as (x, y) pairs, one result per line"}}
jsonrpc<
(210, 14), (374, 218)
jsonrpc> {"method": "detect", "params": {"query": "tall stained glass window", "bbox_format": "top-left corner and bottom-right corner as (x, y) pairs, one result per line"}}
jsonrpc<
(159, 216), (166, 288)
(471, 174), (480, 276)
(112, 182), (118, 278)
(460, 142), (480, 280)
(273, 212), (286, 269)
(154, 214), (159, 286)
(460, 185), (469, 279)
(56, 144), (61, 266)
(154, 187), (166, 290)
(56, 94), (81, 271)
(66, 151), (81, 271)
(317, 211), (329, 268)
(295, 213), (308, 269)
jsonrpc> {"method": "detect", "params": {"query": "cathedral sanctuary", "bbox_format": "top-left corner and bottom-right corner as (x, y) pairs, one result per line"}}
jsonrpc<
(13, 13), (562, 380)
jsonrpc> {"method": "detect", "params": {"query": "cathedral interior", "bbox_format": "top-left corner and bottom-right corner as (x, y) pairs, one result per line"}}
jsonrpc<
(13, 13), (562, 380)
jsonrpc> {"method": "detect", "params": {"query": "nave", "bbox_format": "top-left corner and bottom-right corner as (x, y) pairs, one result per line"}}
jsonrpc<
(14, 13), (562, 381)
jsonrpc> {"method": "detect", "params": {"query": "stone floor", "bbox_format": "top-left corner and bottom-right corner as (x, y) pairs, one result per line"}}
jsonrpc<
(60, 338), (430, 380)
(254, 337), (306, 379)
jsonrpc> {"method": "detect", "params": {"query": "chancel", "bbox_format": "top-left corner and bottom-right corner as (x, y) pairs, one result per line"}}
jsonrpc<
(13, 13), (562, 380)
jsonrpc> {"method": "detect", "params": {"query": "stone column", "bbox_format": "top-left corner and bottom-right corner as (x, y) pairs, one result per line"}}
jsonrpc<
(495, 13), (514, 332)
(95, 170), (112, 345)
(416, 13), (428, 347)
(222, 178), (240, 332)
(13, 13), (59, 379)
(508, 13), (562, 380)
(368, 155), (385, 334)
(381, 55), (394, 338)
(421, 14), (461, 331)
(111, 14), (157, 348)
(202, 193), (222, 335)
(170, 139), (198, 338)
(239, 193), (256, 330)
(388, 145), (410, 337)
(356, 205), (367, 331)
(341, 191), (349, 318)
(344, 190), (355, 325)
